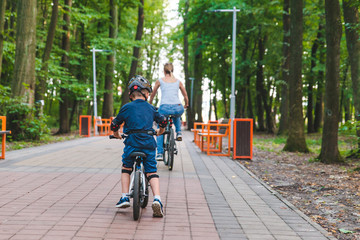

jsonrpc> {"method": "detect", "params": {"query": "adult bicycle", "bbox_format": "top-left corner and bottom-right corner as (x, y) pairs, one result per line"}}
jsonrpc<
(110, 133), (152, 220)
(161, 115), (178, 171)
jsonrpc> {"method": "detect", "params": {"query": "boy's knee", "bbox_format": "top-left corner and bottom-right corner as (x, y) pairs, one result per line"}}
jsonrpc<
(122, 166), (133, 175)
(146, 172), (159, 182)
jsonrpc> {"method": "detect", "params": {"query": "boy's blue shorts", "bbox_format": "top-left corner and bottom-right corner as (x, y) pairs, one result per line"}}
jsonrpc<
(122, 145), (157, 173)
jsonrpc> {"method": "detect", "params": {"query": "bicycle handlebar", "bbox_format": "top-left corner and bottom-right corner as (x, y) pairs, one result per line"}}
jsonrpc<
(109, 131), (156, 139)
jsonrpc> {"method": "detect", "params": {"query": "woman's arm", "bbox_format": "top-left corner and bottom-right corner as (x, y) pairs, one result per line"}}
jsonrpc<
(149, 80), (160, 104)
(179, 81), (189, 108)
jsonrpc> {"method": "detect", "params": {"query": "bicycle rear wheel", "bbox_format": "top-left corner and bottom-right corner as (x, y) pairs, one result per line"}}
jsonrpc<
(168, 128), (175, 171)
(133, 171), (141, 220)
(140, 176), (149, 208)
(163, 133), (169, 165)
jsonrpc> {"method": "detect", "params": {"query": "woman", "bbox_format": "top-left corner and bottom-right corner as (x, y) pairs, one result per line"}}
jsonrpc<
(149, 62), (189, 160)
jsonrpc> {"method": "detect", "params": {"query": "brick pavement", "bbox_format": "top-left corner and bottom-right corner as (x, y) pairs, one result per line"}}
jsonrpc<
(0, 132), (336, 240)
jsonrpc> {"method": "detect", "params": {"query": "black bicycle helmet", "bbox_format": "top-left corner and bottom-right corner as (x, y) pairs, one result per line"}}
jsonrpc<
(128, 75), (152, 95)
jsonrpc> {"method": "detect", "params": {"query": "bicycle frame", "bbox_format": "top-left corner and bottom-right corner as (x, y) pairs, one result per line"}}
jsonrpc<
(128, 156), (147, 198)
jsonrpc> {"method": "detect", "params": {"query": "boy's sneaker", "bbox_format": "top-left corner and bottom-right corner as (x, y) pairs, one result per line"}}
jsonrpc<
(116, 197), (130, 208)
(176, 132), (182, 141)
(152, 198), (164, 217)
(156, 153), (163, 161)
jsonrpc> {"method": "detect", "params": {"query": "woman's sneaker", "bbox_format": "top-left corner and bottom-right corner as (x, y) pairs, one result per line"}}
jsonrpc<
(176, 132), (182, 141)
(116, 197), (130, 208)
(152, 198), (164, 217)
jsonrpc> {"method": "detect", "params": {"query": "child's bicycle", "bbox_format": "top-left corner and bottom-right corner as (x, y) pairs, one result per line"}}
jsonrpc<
(161, 115), (178, 171)
(110, 132), (154, 220)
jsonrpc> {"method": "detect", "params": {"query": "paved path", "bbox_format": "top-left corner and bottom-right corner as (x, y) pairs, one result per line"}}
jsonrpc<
(0, 131), (335, 240)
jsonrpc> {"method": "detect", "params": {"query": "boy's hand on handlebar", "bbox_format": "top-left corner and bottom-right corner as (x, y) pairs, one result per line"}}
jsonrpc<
(156, 128), (165, 136)
(113, 131), (122, 139)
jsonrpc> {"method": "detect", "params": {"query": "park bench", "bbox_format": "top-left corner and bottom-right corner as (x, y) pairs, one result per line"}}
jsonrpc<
(0, 116), (11, 159)
(193, 119), (231, 156)
(191, 120), (219, 149)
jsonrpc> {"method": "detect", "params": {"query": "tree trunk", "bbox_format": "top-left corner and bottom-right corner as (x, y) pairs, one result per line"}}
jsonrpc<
(57, 0), (72, 134)
(256, 30), (273, 132)
(307, 23), (323, 133)
(259, 34), (274, 133)
(339, 61), (349, 124)
(236, 36), (250, 118)
(12, 0), (37, 103)
(213, 85), (218, 120)
(247, 76), (254, 120)
(278, 0), (290, 135)
(35, 0), (59, 114)
(283, 0), (309, 153)
(184, 0), (193, 129)
(0, 0), (6, 80)
(121, 0), (144, 106)
(9, 0), (16, 39)
(318, 0), (343, 163)
(343, 0), (360, 150)
(314, 38), (325, 132)
(194, 32), (203, 122)
(102, 0), (118, 118)
(8, 0), (36, 140)
(255, 29), (265, 132)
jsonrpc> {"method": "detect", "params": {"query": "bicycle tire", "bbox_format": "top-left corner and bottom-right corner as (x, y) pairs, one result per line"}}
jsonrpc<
(168, 128), (175, 171)
(133, 171), (141, 220)
(163, 132), (169, 165)
(141, 176), (149, 208)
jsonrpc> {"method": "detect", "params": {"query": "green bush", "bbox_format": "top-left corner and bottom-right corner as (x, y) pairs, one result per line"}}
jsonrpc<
(0, 85), (50, 141)
(339, 119), (360, 157)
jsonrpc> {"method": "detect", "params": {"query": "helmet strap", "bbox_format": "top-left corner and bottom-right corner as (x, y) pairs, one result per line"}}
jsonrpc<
(140, 91), (148, 101)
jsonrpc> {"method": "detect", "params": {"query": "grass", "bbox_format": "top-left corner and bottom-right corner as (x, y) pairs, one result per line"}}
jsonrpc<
(6, 132), (80, 151)
(253, 132), (356, 156)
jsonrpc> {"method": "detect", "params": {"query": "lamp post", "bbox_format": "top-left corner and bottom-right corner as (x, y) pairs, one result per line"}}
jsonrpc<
(206, 7), (240, 149)
(90, 48), (111, 118)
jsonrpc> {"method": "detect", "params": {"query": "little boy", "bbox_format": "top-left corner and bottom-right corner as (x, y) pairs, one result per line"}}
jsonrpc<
(110, 75), (167, 217)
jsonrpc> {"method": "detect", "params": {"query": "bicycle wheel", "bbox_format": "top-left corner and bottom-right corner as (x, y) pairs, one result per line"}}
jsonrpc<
(168, 128), (175, 171)
(163, 133), (169, 166)
(140, 176), (149, 208)
(133, 171), (141, 220)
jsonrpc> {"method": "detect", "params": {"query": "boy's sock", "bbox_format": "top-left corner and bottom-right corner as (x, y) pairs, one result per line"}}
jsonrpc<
(154, 195), (161, 201)
(122, 193), (128, 198)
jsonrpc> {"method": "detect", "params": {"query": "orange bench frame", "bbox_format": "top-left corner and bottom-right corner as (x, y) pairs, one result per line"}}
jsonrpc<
(198, 121), (231, 156)
(0, 116), (11, 159)
(94, 117), (111, 136)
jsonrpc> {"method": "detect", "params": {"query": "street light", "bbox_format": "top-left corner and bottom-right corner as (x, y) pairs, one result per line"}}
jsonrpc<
(206, 7), (240, 149)
(90, 48), (111, 118)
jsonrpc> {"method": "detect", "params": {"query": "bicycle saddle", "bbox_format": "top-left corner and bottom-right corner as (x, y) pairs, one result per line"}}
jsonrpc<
(129, 152), (147, 159)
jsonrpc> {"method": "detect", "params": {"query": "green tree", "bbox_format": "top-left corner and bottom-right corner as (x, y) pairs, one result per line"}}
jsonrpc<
(102, 0), (118, 118)
(121, 0), (145, 106)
